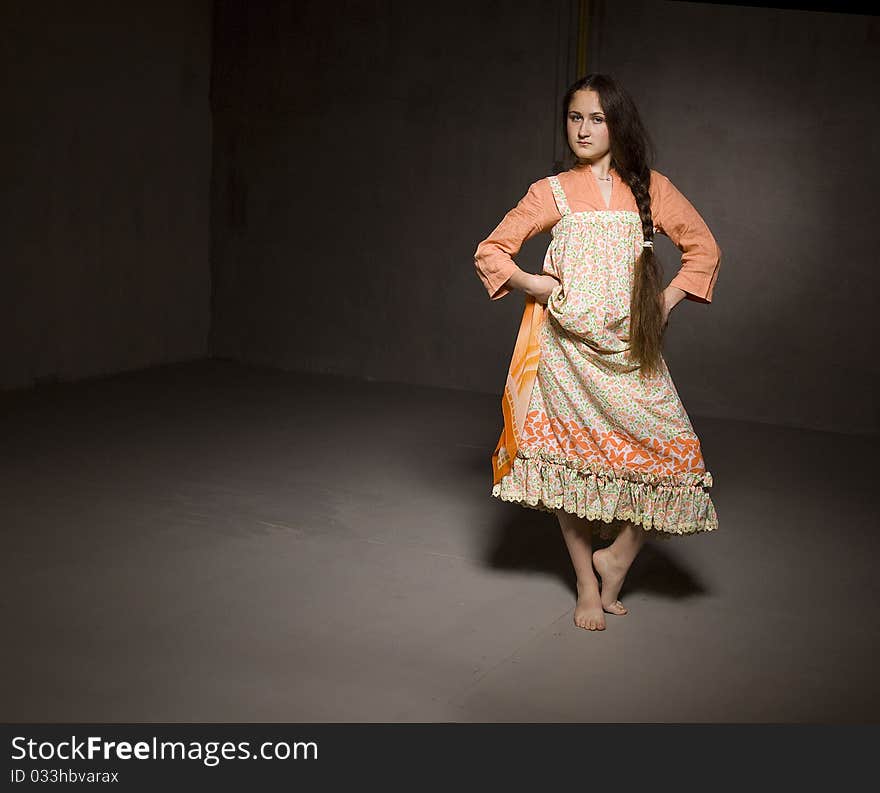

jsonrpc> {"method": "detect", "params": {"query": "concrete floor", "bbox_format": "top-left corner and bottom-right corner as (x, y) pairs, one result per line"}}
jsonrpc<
(1, 359), (877, 723)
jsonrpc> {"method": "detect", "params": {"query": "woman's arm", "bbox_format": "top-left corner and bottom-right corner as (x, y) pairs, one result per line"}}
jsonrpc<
(651, 171), (722, 304)
(474, 179), (559, 300)
(497, 268), (546, 298)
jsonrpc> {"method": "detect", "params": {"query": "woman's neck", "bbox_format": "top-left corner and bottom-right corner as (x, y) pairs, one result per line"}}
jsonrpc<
(576, 155), (613, 180)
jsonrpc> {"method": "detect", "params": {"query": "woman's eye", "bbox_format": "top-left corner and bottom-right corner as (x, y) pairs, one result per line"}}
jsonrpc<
(593, 117), (604, 123)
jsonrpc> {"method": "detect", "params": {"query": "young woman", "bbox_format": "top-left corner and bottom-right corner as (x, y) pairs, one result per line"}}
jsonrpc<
(474, 74), (721, 632)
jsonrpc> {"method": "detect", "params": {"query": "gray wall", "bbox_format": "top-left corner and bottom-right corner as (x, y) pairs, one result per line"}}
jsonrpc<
(209, 0), (568, 394)
(1, 0), (213, 389)
(210, 0), (879, 436)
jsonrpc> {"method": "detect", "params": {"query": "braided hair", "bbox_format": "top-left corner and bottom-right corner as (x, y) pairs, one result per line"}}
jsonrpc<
(559, 74), (666, 378)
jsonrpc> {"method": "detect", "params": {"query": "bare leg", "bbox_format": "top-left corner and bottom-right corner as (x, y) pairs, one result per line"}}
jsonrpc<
(592, 520), (647, 615)
(556, 508), (605, 631)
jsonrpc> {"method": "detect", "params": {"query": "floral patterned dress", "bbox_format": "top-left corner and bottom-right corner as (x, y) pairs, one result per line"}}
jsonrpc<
(485, 172), (718, 539)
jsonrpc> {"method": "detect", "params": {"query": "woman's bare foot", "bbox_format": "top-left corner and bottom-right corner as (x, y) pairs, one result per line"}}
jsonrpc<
(574, 580), (606, 630)
(592, 547), (630, 615)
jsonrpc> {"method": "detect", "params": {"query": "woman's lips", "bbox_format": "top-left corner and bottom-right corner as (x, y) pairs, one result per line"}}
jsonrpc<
(578, 141), (590, 145)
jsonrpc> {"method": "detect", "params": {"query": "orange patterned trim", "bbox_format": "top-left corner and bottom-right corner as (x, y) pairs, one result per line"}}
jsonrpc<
(522, 411), (707, 477)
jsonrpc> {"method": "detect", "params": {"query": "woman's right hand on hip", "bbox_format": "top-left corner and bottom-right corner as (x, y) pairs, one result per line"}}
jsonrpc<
(528, 273), (561, 305)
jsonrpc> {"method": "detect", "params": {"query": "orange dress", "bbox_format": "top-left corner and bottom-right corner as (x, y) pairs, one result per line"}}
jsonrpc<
(474, 163), (721, 539)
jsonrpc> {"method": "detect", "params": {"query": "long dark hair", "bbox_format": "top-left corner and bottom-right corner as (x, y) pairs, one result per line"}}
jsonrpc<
(560, 74), (665, 377)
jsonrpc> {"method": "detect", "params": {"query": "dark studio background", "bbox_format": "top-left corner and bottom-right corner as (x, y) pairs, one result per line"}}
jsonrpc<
(2, 0), (879, 724)
(3, 0), (878, 433)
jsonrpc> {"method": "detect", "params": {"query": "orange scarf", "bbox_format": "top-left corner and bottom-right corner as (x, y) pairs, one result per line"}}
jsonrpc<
(492, 295), (547, 485)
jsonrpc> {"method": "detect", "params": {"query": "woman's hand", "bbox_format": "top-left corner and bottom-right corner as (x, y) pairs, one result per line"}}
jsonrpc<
(527, 273), (560, 305)
(661, 285), (687, 327)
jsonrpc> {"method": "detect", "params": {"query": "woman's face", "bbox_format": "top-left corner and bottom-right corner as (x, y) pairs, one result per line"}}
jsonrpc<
(567, 89), (610, 163)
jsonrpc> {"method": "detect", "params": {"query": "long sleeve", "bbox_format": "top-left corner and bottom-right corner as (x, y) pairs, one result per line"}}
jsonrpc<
(473, 179), (559, 300)
(651, 171), (721, 304)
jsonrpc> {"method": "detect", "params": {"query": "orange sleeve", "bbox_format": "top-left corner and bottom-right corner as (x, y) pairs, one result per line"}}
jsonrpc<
(473, 178), (560, 300)
(651, 171), (721, 304)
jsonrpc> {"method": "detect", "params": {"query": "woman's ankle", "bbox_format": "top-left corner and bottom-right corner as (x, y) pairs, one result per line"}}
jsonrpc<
(575, 576), (600, 595)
